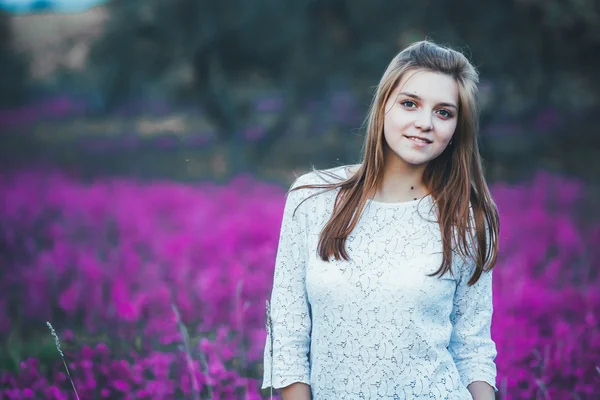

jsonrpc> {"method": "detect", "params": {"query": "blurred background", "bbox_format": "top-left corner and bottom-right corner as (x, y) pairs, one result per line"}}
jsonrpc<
(0, 0), (599, 399)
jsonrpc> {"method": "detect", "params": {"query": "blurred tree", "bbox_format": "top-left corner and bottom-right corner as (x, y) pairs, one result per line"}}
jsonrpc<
(513, 0), (600, 108)
(91, 0), (321, 172)
(89, 0), (407, 173)
(0, 10), (28, 108)
(88, 0), (600, 174)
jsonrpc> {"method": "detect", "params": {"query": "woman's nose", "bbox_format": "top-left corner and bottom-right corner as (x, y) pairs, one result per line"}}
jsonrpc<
(413, 111), (433, 131)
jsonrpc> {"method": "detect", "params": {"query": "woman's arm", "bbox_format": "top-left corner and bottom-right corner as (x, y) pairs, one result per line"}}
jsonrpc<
(280, 382), (312, 400)
(448, 216), (499, 396)
(467, 380), (496, 400)
(262, 174), (313, 392)
(448, 258), (498, 396)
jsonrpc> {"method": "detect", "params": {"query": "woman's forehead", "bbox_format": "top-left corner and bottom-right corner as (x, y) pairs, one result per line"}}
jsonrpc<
(392, 70), (459, 104)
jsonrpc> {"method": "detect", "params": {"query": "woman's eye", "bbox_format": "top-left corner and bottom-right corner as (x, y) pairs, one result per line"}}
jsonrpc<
(437, 109), (453, 118)
(400, 100), (417, 108)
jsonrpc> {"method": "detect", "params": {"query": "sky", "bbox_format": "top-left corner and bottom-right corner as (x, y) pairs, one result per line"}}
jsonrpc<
(0, 0), (105, 13)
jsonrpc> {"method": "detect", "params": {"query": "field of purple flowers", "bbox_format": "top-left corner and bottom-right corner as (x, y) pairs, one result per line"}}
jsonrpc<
(0, 168), (599, 399)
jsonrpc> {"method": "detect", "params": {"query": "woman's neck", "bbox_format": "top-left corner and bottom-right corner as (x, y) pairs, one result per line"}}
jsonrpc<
(374, 167), (428, 203)
(346, 162), (429, 203)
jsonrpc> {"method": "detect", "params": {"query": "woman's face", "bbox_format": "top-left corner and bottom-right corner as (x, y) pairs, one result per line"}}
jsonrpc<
(382, 69), (459, 167)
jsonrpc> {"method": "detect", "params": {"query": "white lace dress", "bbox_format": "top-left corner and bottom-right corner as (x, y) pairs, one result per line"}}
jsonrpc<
(262, 166), (497, 399)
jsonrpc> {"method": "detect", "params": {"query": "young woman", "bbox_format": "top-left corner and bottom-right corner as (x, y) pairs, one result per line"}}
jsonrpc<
(262, 40), (500, 400)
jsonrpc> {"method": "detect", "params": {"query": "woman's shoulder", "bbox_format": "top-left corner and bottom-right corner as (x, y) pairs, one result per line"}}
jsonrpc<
(285, 165), (353, 218)
(292, 164), (360, 187)
(291, 164), (355, 189)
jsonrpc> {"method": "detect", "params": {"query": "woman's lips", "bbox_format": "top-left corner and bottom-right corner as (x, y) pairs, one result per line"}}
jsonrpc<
(404, 135), (432, 146)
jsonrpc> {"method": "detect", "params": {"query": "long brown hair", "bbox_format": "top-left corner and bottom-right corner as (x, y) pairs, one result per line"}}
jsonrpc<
(290, 40), (499, 286)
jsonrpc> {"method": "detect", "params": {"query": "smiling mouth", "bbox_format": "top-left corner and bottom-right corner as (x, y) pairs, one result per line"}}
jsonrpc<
(404, 135), (432, 144)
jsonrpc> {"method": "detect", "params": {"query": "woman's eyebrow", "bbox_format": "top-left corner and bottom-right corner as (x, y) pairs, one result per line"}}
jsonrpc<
(399, 92), (457, 109)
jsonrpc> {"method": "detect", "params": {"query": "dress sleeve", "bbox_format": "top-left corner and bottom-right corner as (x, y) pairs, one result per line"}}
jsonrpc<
(262, 175), (312, 390)
(448, 229), (498, 392)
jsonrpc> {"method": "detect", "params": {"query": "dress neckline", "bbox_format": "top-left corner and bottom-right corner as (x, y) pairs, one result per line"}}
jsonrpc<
(341, 165), (432, 208)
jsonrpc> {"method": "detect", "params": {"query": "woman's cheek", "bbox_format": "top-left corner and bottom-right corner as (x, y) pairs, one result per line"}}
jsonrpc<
(390, 112), (409, 132)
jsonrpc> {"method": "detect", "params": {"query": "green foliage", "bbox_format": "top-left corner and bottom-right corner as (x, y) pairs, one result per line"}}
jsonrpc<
(0, 10), (28, 108)
(90, 0), (600, 112)
(0, 328), (59, 374)
(3, 0), (597, 174)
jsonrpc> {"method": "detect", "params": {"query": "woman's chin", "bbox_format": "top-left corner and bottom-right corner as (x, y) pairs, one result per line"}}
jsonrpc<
(391, 152), (432, 166)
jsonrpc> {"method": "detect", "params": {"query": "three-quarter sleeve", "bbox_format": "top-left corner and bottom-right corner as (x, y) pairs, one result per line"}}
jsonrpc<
(262, 175), (312, 390)
(448, 243), (498, 392)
